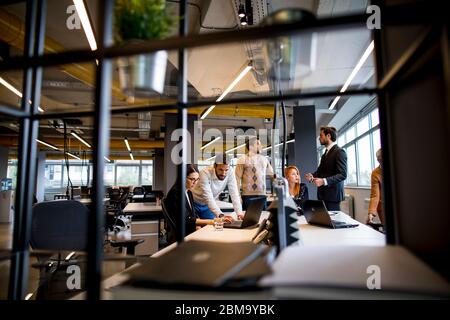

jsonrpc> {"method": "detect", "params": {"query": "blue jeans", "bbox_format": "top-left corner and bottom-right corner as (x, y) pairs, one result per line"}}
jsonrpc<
(193, 201), (215, 219)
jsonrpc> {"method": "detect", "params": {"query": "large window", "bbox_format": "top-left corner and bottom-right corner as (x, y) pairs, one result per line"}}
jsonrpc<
(338, 106), (381, 187)
(43, 160), (153, 189)
(6, 160), (18, 189)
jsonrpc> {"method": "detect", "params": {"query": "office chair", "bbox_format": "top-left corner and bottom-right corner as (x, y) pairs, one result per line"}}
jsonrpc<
(133, 186), (144, 195)
(161, 197), (177, 244)
(30, 200), (142, 298)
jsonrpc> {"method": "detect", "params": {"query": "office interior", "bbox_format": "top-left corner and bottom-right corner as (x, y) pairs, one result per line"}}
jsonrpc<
(0, 0), (449, 300)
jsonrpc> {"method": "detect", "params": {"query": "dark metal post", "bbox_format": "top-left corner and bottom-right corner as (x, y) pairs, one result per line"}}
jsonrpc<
(8, 0), (45, 300)
(87, 0), (113, 300)
(372, 0), (397, 244)
(175, 0), (188, 243)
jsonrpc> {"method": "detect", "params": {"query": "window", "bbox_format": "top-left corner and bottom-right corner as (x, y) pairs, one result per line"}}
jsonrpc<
(336, 105), (381, 187)
(141, 165), (153, 185)
(346, 145), (357, 185)
(7, 160), (17, 189)
(356, 116), (369, 136)
(116, 166), (139, 186)
(43, 160), (153, 191)
(104, 164), (115, 186)
(357, 135), (372, 186)
(45, 162), (63, 188)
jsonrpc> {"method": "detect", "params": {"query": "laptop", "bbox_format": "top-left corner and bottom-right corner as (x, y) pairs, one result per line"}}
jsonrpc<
(224, 197), (265, 229)
(303, 200), (359, 229)
(126, 240), (267, 288)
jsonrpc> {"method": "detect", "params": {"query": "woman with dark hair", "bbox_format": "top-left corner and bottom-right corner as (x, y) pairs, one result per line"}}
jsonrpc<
(165, 164), (231, 240)
(285, 165), (309, 213)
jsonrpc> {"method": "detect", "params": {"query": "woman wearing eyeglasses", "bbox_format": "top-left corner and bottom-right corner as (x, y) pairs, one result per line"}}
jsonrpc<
(165, 164), (232, 241)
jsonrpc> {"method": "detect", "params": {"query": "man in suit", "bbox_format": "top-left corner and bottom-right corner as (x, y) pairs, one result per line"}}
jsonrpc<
(305, 126), (347, 211)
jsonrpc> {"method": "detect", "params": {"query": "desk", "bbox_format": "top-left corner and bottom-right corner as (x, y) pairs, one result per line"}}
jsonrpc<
(123, 203), (163, 256)
(298, 211), (385, 246)
(76, 198), (109, 206)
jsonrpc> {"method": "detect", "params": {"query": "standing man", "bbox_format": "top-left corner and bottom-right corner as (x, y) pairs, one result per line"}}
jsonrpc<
(192, 153), (244, 219)
(305, 126), (347, 211)
(235, 136), (274, 210)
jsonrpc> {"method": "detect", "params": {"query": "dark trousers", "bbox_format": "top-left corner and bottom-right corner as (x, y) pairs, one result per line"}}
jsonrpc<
(323, 201), (341, 211)
(242, 195), (267, 211)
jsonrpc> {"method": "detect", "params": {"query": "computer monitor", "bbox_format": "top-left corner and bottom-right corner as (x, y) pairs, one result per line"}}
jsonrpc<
(142, 185), (152, 193)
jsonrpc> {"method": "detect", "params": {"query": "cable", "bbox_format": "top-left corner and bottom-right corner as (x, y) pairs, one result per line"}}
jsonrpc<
(166, 0), (239, 30)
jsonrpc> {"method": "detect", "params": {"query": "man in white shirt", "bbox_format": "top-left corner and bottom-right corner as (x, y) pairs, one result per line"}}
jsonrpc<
(192, 154), (243, 219)
(235, 137), (274, 210)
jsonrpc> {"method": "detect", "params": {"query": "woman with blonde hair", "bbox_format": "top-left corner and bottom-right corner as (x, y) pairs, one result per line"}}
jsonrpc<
(284, 165), (309, 212)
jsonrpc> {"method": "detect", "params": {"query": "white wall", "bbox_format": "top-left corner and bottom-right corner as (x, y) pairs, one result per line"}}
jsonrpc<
(345, 187), (370, 223)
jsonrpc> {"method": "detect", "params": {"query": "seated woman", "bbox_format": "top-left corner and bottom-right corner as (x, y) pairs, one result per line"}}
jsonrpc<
(285, 165), (309, 214)
(165, 165), (231, 241)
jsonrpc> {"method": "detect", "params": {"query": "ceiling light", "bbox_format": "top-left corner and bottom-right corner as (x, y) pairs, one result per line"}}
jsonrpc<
(262, 139), (295, 151)
(238, 4), (246, 18)
(0, 77), (45, 112)
(200, 64), (252, 120)
(329, 41), (374, 110)
(71, 131), (91, 148)
(66, 152), (81, 160)
(240, 16), (248, 26)
(65, 251), (75, 261)
(36, 139), (59, 150)
(129, 152), (134, 161)
(206, 155), (216, 162)
(200, 136), (221, 150)
(124, 137), (131, 152)
(104, 156), (111, 162)
(73, 0), (97, 51)
(25, 293), (33, 300)
(225, 143), (246, 154)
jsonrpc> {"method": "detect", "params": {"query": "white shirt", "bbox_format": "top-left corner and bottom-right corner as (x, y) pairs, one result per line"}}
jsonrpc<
(323, 141), (337, 186)
(191, 166), (243, 216)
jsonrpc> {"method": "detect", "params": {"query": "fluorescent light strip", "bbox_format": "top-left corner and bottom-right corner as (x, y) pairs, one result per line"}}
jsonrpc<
(129, 152), (134, 161)
(71, 131), (91, 148)
(124, 138), (131, 152)
(65, 251), (75, 261)
(36, 139), (59, 150)
(200, 105), (216, 120)
(329, 41), (374, 110)
(104, 156), (111, 162)
(25, 293), (33, 300)
(200, 65), (252, 120)
(66, 152), (81, 160)
(0, 77), (44, 112)
(200, 136), (221, 150)
(262, 139), (295, 151)
(73, 0), (97, 51)
(225, 143), (246, 154)
(206, 155), (215, 161)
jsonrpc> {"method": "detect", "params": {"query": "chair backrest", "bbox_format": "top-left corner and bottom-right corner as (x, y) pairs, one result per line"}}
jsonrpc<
(31, 200), (89, 251)
(161, 197), (177, 244)
(133, 187), (144, 195)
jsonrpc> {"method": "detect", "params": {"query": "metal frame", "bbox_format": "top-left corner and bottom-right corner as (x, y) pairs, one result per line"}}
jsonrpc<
(0, 0), (447, 300)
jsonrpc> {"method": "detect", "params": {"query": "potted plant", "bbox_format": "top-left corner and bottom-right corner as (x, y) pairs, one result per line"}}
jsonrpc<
(115, 0), (174, 97)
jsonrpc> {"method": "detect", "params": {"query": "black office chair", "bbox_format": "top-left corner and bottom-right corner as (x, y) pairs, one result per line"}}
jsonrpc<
(133, 186), (144, 195)
(161, 197), (177, 245)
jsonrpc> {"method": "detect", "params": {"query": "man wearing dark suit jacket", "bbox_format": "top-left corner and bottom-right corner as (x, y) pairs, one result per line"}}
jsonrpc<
(305, 127), (347, 211)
